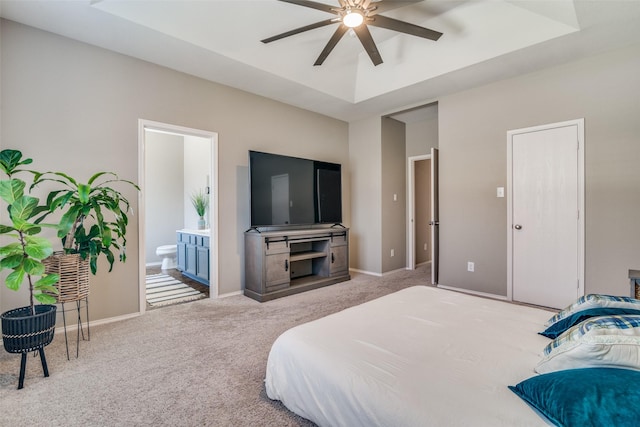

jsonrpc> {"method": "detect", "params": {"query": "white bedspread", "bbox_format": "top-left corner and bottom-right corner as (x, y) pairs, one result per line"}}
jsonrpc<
(265, 286), (553, 426)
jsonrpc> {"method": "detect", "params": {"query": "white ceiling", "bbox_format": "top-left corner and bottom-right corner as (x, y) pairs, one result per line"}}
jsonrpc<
(1, 0), (640, 122)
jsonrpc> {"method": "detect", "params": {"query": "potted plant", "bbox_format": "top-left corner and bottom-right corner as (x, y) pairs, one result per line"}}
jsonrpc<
(29, 162), (139, 361)
(190, 189), (209, 230)
(0, 149), (60, 389)
(32, 170), (140, 275)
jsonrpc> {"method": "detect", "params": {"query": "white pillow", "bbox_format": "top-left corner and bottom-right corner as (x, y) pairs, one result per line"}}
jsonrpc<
(536, 315), (640, 374)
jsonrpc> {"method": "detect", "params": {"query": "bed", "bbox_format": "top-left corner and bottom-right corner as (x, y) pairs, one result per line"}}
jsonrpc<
(265, 286), (553, 426)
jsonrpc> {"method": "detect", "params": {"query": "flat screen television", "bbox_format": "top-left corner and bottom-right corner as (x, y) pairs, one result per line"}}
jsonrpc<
(249, 150), (342, 227)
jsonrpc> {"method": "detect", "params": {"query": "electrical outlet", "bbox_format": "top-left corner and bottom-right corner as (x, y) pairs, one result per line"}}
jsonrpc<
(423, 243), (428, 251)
(391, 249), (395, 257)
(467, 261), (475, 272)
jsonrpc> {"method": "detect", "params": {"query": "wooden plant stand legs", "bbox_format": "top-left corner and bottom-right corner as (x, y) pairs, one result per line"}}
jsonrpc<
(18, 348), (49, 390)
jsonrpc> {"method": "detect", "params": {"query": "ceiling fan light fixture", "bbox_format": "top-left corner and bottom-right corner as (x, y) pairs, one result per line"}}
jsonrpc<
(342, 10), (364, 28)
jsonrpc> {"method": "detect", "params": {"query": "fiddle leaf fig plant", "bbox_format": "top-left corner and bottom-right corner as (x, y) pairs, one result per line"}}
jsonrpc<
(0, 149), (59, 313)
(32, 171), (140, 275)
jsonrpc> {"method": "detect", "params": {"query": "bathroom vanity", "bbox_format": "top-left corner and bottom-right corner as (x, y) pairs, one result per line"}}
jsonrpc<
(176, 229), (210, 286)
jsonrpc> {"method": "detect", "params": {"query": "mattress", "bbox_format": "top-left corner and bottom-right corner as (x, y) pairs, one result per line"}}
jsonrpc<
(265, 286), (553, 426)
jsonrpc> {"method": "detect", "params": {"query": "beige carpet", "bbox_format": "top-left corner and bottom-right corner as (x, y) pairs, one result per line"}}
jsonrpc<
(0, 265), (431, 426)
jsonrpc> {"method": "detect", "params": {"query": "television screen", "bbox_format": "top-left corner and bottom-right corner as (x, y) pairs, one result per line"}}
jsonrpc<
(249, 151), (342, 227)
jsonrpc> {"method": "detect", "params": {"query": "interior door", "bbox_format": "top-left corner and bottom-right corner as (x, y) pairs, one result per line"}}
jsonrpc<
(430, 147), (439, 285)
(510, 121), (583, 309)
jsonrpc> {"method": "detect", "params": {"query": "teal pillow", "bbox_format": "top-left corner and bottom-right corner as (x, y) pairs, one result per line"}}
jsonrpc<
(509, 368), (640, 427)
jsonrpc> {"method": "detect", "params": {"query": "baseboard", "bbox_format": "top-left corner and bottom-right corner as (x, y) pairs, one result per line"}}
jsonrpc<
(382, 267), (410, 277)
(348, 268), (382, 277)
(54, 311), (142, 335)
(348, 267), (411, 277)
(145, 261), (162, 267)
(436, 284), (507, 301)
(217, 290), (243, 299)
(416, 260), (432, 267)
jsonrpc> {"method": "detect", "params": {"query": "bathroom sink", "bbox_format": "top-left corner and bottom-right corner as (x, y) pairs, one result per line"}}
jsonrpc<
(178, 228), (210, 236)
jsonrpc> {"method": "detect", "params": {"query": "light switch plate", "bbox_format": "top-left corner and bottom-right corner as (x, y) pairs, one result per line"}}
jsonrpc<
(497, 187), (505, 198)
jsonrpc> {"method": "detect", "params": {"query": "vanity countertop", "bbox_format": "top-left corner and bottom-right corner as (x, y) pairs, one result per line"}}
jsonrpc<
(177, 229), (210, 236)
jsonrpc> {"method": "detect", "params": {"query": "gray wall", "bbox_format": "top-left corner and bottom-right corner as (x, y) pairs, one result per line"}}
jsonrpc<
(0, 20), (349, 318)
(145, 132), (185, 264)
(406, 114), (438, 158)
(438, 42), (640, 297)
(381, 117), (407, 273)
(348, 116), (382, 274)
(182, 135), (211, 230)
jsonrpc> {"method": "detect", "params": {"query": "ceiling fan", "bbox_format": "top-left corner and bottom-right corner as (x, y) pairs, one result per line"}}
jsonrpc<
(261, 0), (443, 66)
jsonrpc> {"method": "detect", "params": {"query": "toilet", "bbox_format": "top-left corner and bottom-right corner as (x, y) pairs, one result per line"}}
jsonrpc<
(156, 244), (177, 270)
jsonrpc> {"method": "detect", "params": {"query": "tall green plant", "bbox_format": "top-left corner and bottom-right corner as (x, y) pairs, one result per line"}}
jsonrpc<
(190, 189), (209, 218)
(0, 150), (58, 313)
(32, 171), (140, 275)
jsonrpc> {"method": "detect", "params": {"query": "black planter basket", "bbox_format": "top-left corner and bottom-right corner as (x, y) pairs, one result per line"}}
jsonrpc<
(1, 305), (57, 389)
(1, 305), (56, 353)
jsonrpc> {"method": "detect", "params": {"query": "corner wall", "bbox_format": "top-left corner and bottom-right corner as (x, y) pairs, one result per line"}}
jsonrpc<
(381, 117), (406, 273)
(348, 117), (382, 274)
(438, 42), (640, 297)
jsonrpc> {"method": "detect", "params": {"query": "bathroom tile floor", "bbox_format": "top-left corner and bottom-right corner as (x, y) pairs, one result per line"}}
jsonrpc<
(146, 265), (210, 309)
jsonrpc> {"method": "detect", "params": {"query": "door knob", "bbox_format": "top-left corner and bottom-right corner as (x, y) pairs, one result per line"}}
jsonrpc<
(514, 224), (523, 230)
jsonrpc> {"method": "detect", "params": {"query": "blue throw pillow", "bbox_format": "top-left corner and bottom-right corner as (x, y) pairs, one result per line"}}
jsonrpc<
(539, 307), (640, 338)
(509, 368), (640, 427)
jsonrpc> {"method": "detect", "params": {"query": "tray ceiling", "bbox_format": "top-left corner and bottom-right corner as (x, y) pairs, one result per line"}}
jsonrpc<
(1, 0), (640, 121)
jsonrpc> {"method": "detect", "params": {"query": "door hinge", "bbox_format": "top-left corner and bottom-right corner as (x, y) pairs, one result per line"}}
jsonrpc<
(577, 279), (580, 289)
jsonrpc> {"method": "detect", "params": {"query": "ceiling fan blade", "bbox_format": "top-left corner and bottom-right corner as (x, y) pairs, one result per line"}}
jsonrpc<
(278, 0), (339, 14)
(262, 18), (336, 43)
(314, 24), (349, 66)
(368, 0), (422, 15)
(353, 25), (383, 66)
(368, 14), (442, 41)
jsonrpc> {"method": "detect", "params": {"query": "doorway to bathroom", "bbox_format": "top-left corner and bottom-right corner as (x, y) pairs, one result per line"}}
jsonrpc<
(138, 119), (218, 314)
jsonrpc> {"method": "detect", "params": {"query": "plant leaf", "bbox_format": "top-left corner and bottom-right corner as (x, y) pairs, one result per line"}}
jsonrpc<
(5, 269), (25, 291)
(35, 273), (60, 289)
(22, 257), (45, 275)
(10, 195), (39, 227)
(23, 235), (54, 260)
(35, 293), (57, 304)
(0, 179), (25, 205)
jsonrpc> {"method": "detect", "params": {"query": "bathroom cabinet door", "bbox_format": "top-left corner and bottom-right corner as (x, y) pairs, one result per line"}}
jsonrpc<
(176, 241), (186, 271)
(196, 246), (209, 282)
(185, 245), (197, 276)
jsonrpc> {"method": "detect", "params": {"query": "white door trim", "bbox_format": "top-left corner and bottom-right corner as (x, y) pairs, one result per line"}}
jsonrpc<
(407, 154), (431, 270)
(506, 118), (585, 302)
(138, 119), (219, 315)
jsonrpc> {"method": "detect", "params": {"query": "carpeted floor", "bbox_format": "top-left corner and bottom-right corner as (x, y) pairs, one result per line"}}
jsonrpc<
(0, 265), (431, 426)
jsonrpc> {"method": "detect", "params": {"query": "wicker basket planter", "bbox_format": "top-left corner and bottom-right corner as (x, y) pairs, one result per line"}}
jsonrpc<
(43, 252), (90, 303)
(1, 304), (57, 389)
(43, 252), (91, 360)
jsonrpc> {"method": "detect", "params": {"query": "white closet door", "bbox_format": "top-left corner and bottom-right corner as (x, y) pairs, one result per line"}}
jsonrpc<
(511, 123), (581, 309)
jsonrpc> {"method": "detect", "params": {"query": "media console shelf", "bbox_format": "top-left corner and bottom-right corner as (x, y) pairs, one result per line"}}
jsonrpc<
(244, 228), (350, 302)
